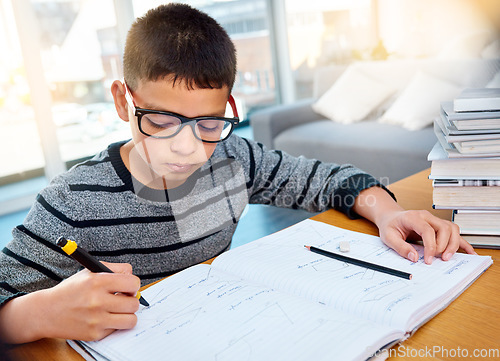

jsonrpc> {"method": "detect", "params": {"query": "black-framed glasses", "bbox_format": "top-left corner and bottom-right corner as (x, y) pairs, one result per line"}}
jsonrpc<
(124, 81), (240, 143)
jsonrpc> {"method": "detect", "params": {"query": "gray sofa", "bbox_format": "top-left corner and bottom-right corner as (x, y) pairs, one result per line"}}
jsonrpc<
(251, 59), (500, 184)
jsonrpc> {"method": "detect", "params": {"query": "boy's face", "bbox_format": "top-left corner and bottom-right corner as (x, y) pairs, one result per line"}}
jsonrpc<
(113, 79), (230, 189)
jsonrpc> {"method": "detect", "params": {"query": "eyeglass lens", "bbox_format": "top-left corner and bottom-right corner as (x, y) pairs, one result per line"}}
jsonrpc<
(140, 113), (233, 142)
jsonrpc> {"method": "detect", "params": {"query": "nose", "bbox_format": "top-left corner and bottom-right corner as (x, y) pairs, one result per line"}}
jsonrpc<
(169, 122), (201, 155)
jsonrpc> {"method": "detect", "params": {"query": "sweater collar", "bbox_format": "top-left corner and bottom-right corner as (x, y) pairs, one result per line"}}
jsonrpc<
(107, 140), (201, 202)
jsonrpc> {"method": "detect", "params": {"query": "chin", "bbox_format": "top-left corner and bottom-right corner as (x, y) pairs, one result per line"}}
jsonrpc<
(161, 168), (198, 185)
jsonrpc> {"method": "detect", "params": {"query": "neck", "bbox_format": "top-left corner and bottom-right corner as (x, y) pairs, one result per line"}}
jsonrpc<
(120, 141), (184, 190)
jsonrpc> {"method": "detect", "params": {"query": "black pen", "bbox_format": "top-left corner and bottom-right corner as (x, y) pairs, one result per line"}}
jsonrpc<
(57, 237), (149, 306)
(304, 245), (412, 280)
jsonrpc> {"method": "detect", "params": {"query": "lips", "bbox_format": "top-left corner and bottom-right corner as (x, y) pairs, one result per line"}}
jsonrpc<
(165, 163), (195, 173)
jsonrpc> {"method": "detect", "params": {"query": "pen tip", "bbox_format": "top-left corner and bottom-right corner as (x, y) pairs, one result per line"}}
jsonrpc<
(136, 292), (150, 307)
(304, 245), (310, 250)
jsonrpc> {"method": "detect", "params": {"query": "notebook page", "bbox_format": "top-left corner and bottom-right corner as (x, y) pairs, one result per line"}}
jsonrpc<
(67, 340), (109, 361)
(212, 219), (492, 332)
(82, 264), (402, 361)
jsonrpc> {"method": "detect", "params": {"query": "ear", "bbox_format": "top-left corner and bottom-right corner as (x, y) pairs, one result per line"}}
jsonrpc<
(111, 80), (130, 122)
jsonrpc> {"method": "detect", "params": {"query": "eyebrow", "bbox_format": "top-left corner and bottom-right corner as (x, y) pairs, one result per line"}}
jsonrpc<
(139, 102), (226, 118)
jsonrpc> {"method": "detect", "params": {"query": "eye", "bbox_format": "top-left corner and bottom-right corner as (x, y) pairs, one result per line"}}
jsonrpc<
(197, 119), (223, 132)
(143, 114), (179, 129)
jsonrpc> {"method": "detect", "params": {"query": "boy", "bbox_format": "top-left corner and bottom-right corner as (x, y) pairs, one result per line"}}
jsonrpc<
(0, 3), (474, 344)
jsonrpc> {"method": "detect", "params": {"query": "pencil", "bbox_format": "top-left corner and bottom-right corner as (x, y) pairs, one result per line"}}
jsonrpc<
(57, 237), (150, 306)
(304, 245), (412, 280)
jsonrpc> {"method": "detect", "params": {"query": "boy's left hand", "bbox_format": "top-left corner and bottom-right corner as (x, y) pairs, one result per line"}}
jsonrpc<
(352, 186), (476, 264)
(377, 209), (477, 264)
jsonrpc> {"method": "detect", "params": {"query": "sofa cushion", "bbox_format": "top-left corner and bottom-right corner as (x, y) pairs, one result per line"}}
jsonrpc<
(437, 29), (494, 60)
(253, 59), (500, 183)
(379, 71), (461, 131)
(274, 119), (436, 183)
(487, 71), (500, 88)
(481, 38), (500, 59)
(312, 66), (395, 124)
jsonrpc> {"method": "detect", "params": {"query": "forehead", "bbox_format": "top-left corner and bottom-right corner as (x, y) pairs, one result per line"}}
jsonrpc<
(133, 79), (230, 118)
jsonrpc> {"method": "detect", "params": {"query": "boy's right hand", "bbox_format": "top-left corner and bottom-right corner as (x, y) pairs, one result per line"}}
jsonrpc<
(0, 262), (141, 343)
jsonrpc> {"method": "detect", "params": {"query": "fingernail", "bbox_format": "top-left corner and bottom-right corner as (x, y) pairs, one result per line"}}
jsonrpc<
(443, 252), (452, 261)
(425, 256), (434, 264)
(408, 252), (417, 262)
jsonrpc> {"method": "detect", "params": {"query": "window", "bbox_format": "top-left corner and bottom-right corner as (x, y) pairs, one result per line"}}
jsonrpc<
(0, 0), (46, 182)
(283, 0), (496, 99)
(0, 0), (279, 214)
(32, 0), (129, 162)
(284, 0), (378, 99)
(0, 0), (131, 214)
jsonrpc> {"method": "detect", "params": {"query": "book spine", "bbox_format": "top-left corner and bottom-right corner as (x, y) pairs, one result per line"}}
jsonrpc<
(454, 98), (500, 113)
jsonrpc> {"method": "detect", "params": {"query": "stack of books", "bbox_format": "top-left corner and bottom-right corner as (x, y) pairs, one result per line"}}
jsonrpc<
(430, 88), (500, 248)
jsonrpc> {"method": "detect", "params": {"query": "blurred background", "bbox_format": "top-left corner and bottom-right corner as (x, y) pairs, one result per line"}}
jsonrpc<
(0, 0), (499, 237)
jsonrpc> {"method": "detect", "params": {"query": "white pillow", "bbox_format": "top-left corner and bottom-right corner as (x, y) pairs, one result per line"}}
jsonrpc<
(437, 29), (493, 60)
(487, 71), (500, 88)
(312, 65), (395, 124)
(379, 71), (461, 131)
(481, 39), (500, 59)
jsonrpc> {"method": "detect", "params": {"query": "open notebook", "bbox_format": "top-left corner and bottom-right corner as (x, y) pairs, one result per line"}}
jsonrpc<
(69, 219), (493, 361)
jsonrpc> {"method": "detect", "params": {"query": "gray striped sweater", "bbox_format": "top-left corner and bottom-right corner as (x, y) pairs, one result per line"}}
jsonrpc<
(0, 135), (392, 306)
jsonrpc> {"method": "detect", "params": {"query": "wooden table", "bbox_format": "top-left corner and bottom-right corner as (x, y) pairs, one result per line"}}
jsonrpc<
(7, 169), (500, 360)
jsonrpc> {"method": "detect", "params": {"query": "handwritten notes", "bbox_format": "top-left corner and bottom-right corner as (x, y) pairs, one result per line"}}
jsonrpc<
(77, 219), (491, 361)
(212, 219), (492, 331)
(84, 265), (401, 361)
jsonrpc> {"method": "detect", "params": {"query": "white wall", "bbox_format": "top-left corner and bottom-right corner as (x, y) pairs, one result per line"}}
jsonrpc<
(377, 0), (496, 58)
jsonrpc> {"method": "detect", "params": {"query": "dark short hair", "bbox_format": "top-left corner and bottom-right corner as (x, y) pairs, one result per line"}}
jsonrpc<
(123, 3), (237, 92)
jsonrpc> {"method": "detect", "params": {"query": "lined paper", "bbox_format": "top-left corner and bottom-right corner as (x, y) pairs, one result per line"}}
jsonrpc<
(77, 219), (492, 360)
(84, 265), (401, 361)
(212, 219), (492, 331)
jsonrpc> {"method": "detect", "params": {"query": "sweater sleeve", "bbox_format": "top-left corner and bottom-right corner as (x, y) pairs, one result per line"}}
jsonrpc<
(223, 136), (395, 218)
(0, 293), (26, 308)
(0, 176), (81, 302)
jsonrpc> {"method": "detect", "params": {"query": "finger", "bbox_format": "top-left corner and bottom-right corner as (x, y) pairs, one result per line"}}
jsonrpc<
(426, 217), (477, 259)
(441, 228), (461, 261)
(76, 312), (135, 342)
(101, 262), (133, 275)
(418, 212), (455, 256)
(105, 313), (138, 332)
(96, 272), (141, 296)
(94, 314), (138, 341)
(458, 236), (477, 255)
(96, 328), (115, 341)
(104, 292), (140, 314)
(382, 229), (419, 262)
(432, 222), (453, 255)
(411, 221), (437, 264)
